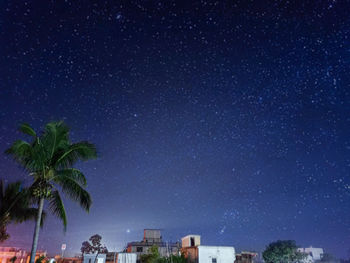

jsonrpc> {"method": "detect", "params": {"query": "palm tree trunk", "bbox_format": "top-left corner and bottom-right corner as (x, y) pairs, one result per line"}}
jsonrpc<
(29, 198), (44, 263)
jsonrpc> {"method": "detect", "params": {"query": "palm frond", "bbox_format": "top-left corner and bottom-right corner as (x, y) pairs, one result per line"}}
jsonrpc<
(40, 210), (46, 227)
(5, 140), (47, 172)
(56, 169), (87, 186)
(3, 181), (22, 205)
(19, 123), (37, 137)
(53, 142), (97, 169)
(0, 180), (4, 204)
(12, 207), (36, 222)
(49, 190), (67, 231)
(54, 175), (91, 211)
(0, 224), (10, 242)
(0, 181), (45, 227)
(5, 140), (33, 165)
(41, 122), (70, 160)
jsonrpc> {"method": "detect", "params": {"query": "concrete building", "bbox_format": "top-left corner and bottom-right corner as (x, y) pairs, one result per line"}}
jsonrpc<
(0, 247), (46, 263)
(234, 252), (257, 263)
(116, 253), (137, 263)
(181, 235), (236, 263)
(83, 254), (106, 263)
(181, 235), (201, 248)
(54, 257), (82, 263)
(298, 247), (324, 263)
(0, 247), (27, 263)
(142, 230), (162, 243)
(105, 253), (117, 263)
(126, 229), (180, 261)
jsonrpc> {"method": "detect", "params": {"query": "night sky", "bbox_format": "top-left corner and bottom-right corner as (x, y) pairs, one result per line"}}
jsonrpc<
(1, 0), (350, 259)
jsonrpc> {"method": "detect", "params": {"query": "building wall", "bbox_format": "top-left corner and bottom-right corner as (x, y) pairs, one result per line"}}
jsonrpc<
(127, 229), (180, 262)
(304, 248), (324, 261)
(0, 248), (27, 263)
(298, 247), (324, 262)
(234, 252), (257, 263)
(198, 246), (235, 263)
(143, 230), (161, 243)
(127, 244), (180, 259)
(181, 236), (201, 248)
(181, 247), (198, 263)
(55, 257), (82, 263)
(105, 252), (117, 263)
(182, 246), (235, 263)
(117, 253), (137, 263)
(0, 247), (45, 263)
(83, 254), (106, 263)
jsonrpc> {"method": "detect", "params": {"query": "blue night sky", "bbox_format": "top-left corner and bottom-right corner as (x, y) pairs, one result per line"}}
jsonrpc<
(1, 0), (350, 259)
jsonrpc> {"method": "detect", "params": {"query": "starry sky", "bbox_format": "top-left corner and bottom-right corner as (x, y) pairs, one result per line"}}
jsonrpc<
(1, 0), (350, 259)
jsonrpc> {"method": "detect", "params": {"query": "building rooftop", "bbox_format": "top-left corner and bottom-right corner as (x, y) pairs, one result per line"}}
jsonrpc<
(127, 241), (180, 247)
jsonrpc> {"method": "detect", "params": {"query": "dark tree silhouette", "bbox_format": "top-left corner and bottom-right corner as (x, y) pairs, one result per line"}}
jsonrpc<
(0, 180), (45, 242)
(81, 234), (108, 255)
(263, 240), (306, 263)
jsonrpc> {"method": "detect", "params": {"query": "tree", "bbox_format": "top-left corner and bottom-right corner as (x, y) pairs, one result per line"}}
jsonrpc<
(142, 249), (187, 263)
(81, 241), (93, 254)
(0, 180), (45, 242)
(140, 246), (160, 263)
(262, 240), (306, 263)
(158, 254), (187, 263)
(35, 256), (46, 263)
(81, 234), (108, 254)
(6, 122), (97, 263)
(168, 255), (187, 263)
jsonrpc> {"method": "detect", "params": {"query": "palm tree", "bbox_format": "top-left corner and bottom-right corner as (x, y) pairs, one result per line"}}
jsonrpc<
(0, 180), (44, 242)
(6, 121), (97, 263)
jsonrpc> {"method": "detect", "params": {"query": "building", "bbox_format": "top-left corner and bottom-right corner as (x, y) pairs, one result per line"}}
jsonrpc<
(105, 253), (117, 263)
(54, 256), (82, 263)
(181, 235), (236, 263)
(181, 236), (201, 248)
(234, 252), (257, 263)
(116, 253), (137, 263)
(125, 229), (181, 261)
(83, 254), (106, 263)
(142, 230), (162, 243)
(0, 247), (27, 263)
(298, 247), (324, 263)
(0, 247), (46, 263)
(103, 252), (136, 263)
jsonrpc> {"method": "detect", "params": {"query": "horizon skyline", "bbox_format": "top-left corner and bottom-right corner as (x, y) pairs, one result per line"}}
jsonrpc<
(1, 227), (332, 258)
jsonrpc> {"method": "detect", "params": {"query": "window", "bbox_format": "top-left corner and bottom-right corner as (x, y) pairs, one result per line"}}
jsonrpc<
(190, 237), (195, 247)
(137, 247), (143, 252)
(212, 258), (217, 263)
